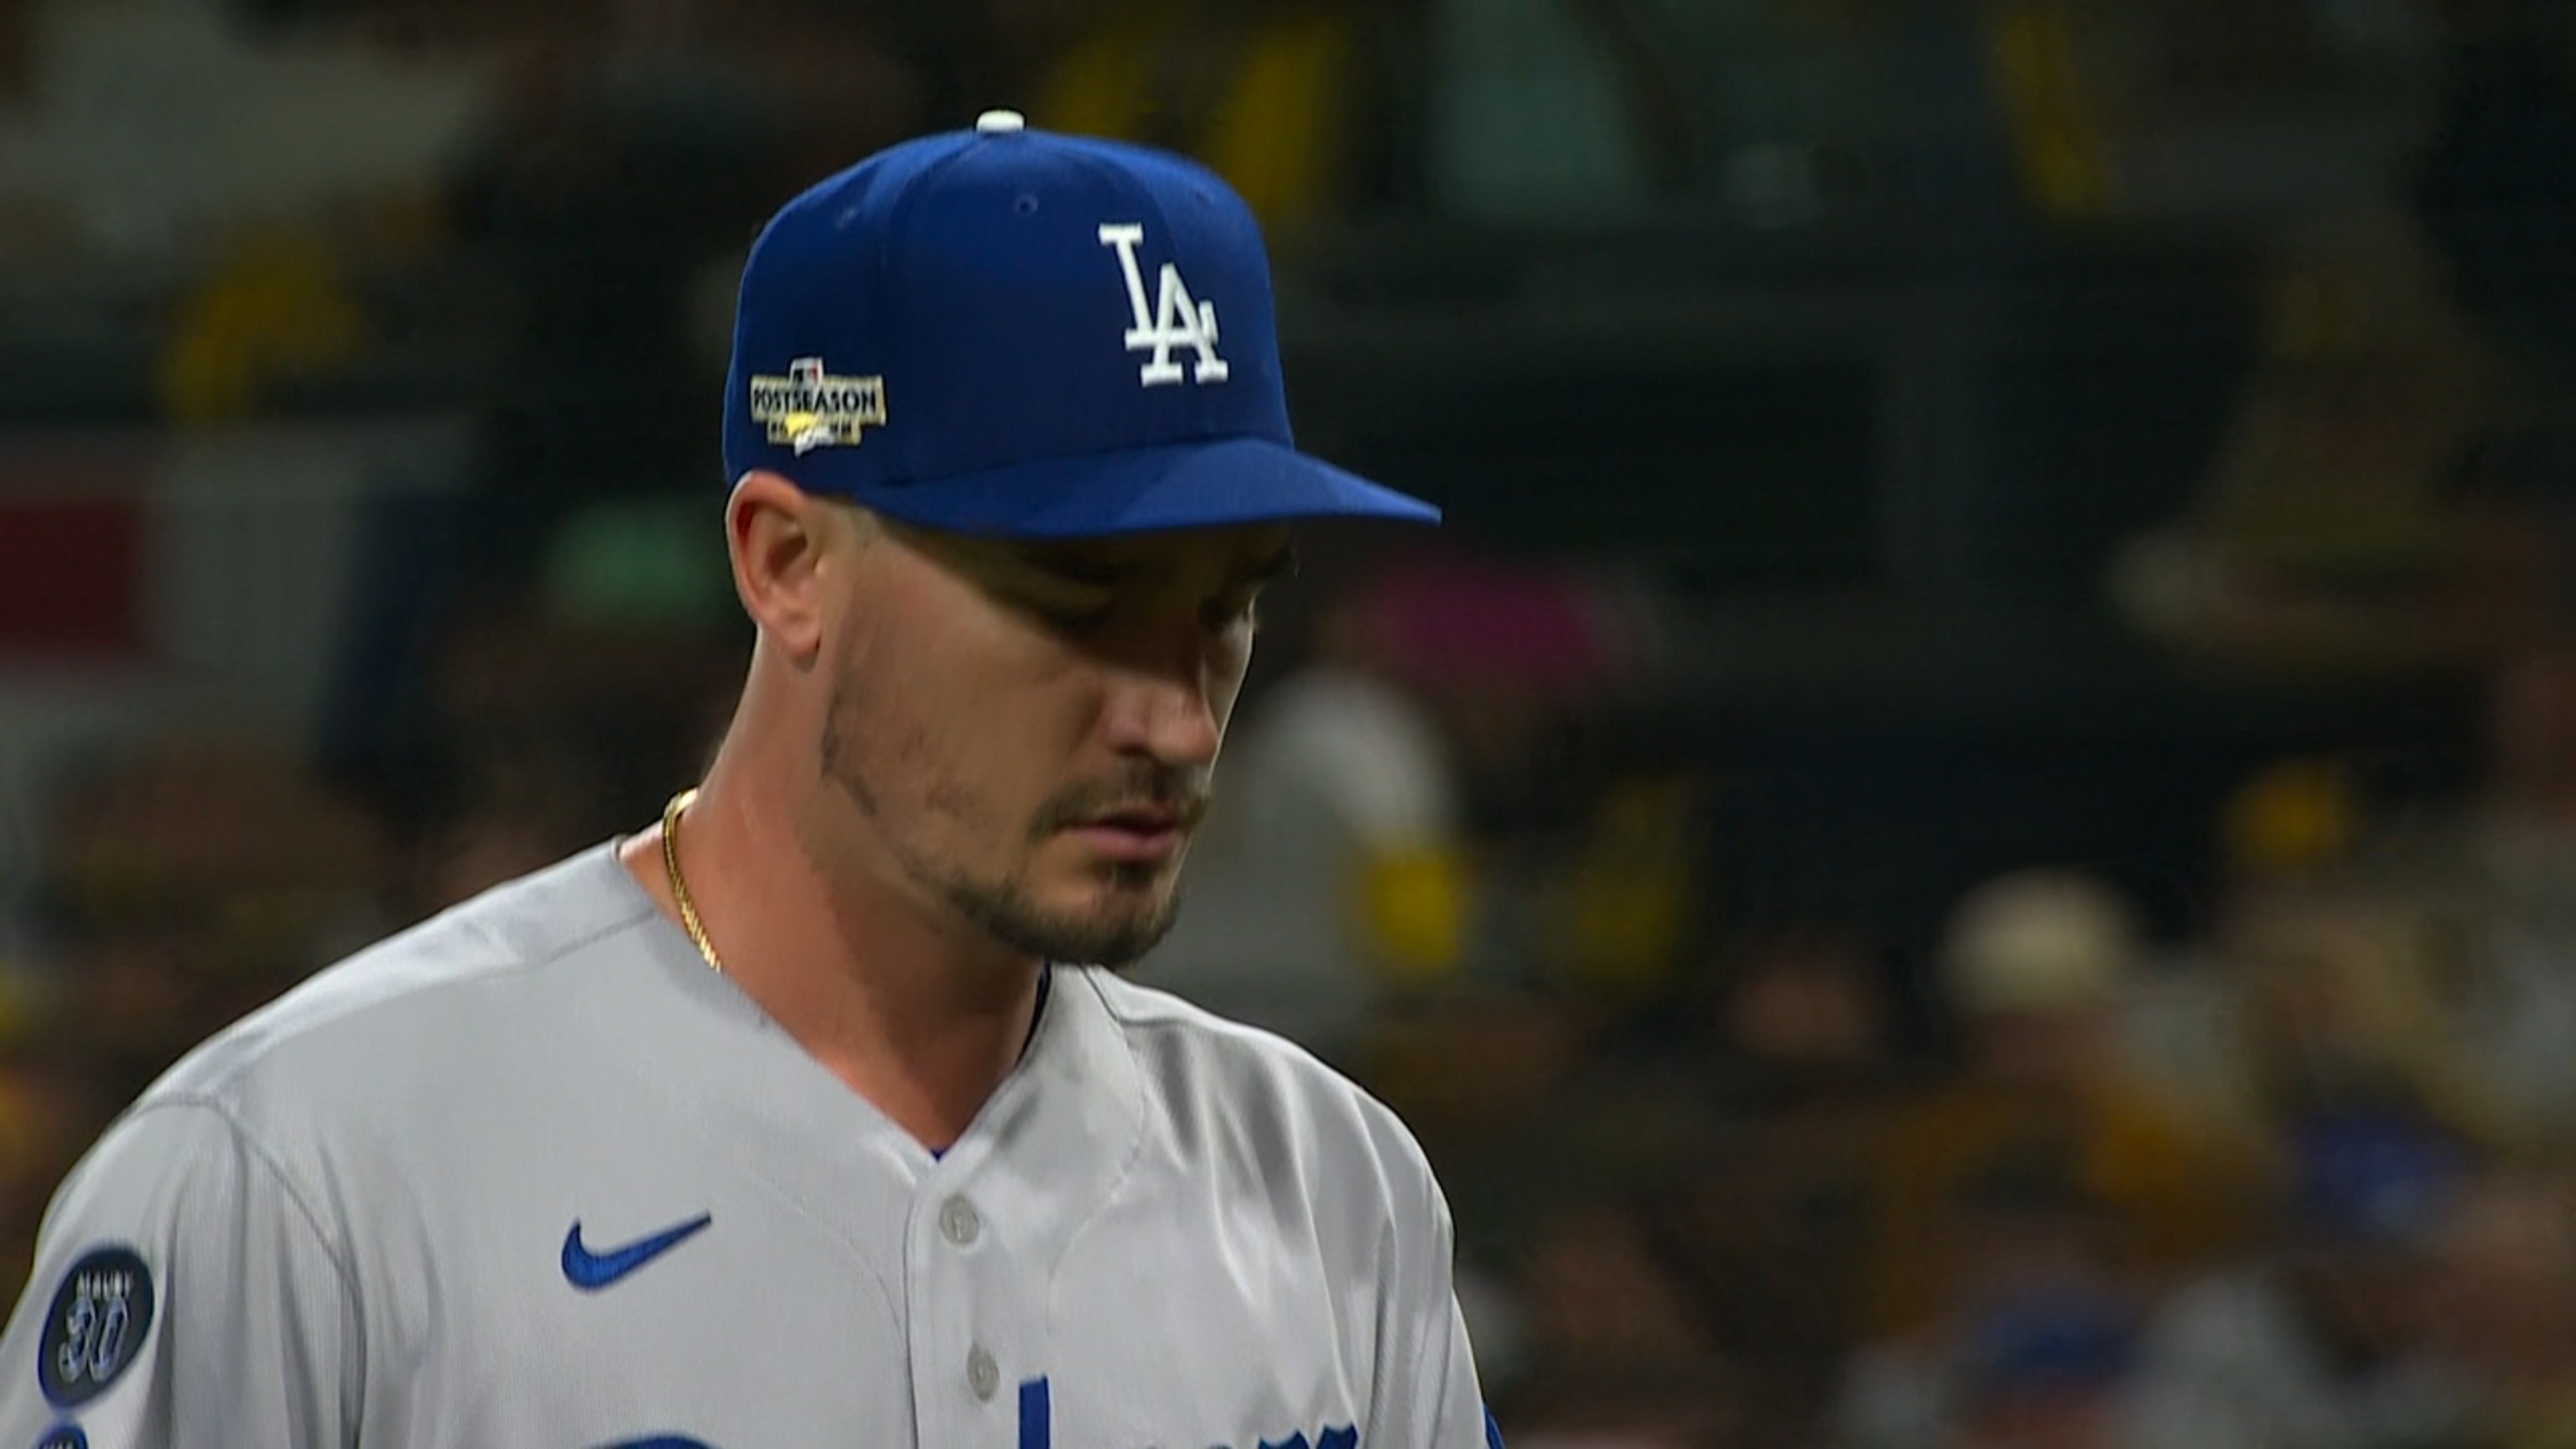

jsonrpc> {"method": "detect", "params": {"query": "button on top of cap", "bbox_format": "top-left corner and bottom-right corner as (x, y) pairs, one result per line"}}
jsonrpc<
(975, 109), (1026, 135)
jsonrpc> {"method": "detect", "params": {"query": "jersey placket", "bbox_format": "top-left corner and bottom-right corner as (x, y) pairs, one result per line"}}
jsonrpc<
(905, 1166), (1037, 1449)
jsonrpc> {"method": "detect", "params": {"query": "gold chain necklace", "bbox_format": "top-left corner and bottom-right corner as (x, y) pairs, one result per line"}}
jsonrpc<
(661, 788), (724, 974)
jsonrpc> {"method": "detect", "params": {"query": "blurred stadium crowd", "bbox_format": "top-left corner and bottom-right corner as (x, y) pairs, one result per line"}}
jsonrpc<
(6, 0), (2576, 1446)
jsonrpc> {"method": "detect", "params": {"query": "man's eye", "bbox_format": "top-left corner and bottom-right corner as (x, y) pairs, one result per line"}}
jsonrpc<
(1202, 592), (1261, 631)
(1026, 595), (1116, 635)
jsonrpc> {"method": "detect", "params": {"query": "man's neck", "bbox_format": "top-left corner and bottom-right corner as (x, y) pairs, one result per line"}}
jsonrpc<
(618, 776), (1046, 1154)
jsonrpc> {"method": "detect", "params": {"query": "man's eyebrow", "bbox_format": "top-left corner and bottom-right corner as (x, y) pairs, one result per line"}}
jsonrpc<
(1037, 554), (1141, 587)
(1010, 542), (1299, 589)
(1233, 544), (1300, 588)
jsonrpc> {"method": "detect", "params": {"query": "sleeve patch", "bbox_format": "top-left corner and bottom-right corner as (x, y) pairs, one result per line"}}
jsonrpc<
(35, 1426), (88, 1449)
(36, 1247), (153, 1409)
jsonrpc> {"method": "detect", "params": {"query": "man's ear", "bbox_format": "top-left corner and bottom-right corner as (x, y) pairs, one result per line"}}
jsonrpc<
(726, 470), (837, 662)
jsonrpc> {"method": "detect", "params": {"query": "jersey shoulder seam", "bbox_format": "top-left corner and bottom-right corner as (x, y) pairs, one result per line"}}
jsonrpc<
(121, 1094), (366, 1323)
(434, 854), (662, 985)
(200, 881), (661, 1083)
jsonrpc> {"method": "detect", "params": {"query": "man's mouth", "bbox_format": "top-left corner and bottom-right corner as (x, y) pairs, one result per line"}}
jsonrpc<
(1065, 804), (1198, 862)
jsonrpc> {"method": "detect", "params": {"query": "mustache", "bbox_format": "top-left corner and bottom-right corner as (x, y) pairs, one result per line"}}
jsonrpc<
(1031, 768), (1213, 837)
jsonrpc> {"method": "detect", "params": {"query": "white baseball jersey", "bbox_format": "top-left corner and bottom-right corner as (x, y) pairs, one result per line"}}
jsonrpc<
(0, 844), (1494, 1449)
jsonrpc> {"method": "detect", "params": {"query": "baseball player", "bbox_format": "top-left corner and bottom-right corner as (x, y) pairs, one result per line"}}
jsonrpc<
(0, 112), (1498, 1449)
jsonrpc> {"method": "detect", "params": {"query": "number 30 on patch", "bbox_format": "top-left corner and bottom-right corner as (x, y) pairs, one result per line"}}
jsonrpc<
(39, 1247), (154, 1408)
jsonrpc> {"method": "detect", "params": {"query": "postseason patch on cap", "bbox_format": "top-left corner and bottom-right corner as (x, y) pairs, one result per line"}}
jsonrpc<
(37, 1247), (153, 1409)
(747, 357), (886, 456)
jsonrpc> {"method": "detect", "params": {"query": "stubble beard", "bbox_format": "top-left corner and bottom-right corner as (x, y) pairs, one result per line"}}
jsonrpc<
(934, 862), (1184, 970)
(820, 676), (1195, 969)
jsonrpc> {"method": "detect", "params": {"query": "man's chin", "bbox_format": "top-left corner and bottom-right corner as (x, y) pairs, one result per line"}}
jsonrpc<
(1046, 892), (1182, 969)
(957, 876), (1181, 969)
(1025, 915), (1178, 969)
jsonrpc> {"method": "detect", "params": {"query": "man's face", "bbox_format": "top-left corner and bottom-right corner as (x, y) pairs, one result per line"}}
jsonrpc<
(817, 514), (1293, 966)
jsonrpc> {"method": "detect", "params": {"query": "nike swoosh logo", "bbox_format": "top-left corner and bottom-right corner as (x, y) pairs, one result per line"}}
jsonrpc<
(561, 1213), (713, 1291)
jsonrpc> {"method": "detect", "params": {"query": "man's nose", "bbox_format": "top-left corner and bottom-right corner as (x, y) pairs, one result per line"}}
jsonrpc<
(1100, 623), (1227, 766)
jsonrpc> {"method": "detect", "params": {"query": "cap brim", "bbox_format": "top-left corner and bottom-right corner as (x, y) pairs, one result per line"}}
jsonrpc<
(828, 437), (1440, 538)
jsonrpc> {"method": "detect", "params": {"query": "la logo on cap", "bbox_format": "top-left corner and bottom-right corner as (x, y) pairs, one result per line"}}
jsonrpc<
(1099, 224), (1229, 387)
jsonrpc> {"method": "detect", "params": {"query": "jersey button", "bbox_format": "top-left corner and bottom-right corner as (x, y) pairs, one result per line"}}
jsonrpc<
(967, 1345), (1000, 1400)
(939, 1195), (981, 1247)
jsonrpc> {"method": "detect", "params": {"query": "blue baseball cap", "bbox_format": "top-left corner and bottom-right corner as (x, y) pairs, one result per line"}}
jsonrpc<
(721, 111), (1440, 538)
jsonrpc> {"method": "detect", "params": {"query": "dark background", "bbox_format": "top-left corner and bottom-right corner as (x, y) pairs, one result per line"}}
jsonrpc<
(4, 1), (2576, 1444)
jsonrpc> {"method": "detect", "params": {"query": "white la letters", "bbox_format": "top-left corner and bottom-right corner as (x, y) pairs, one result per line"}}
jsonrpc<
(1099, 223), (1230, 387)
